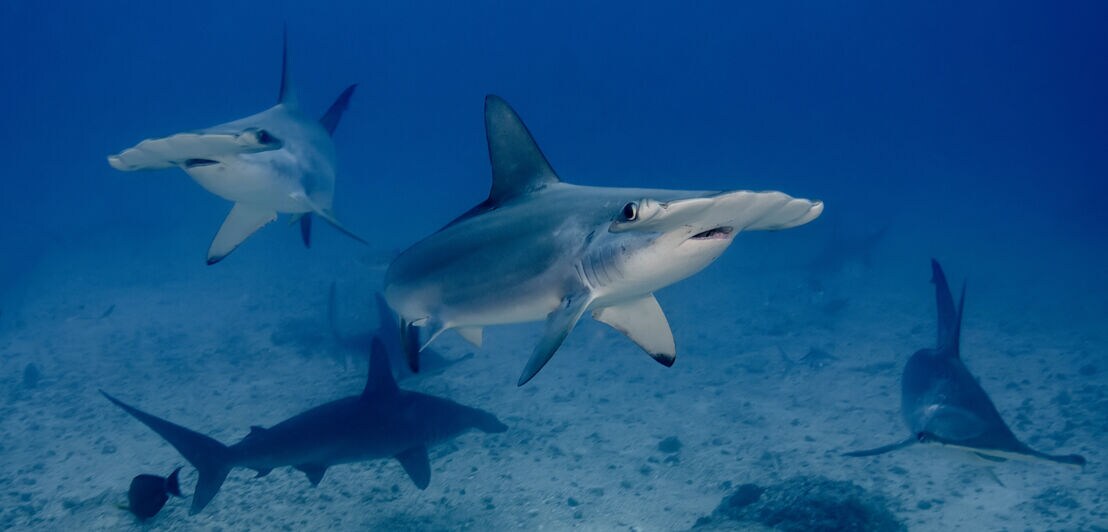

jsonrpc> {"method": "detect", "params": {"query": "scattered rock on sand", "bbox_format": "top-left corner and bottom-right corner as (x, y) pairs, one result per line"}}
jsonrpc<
(692, 475), (904, 532)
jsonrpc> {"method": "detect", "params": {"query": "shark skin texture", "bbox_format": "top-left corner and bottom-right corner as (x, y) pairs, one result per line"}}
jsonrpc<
(386, 95), (823, 385)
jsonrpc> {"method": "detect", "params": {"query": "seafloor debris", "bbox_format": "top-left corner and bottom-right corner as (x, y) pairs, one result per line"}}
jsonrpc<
(692, 475), (904, 532)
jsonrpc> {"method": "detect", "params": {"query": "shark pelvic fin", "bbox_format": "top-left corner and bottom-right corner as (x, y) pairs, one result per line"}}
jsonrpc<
(207, 203), (278, 265)
(277, 26), (297, 108)
(456, 327), (483, 348)
(400, 318), (421, 372)
(484, 95), (560, 206)
(518, 292), (592, 386)
(294, 194), (368, 245)
(395, 445), (431, 489)
(592, 294), (676, 367)
(296, 464), (327, 486)
(298, 213), (312, 248)
(365, 337), (399, 398)
(320, 84), (357, 136)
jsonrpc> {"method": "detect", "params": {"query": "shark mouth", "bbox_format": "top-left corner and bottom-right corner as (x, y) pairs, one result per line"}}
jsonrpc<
(184, 158), (219, 168)
(690, 226), (734, 240)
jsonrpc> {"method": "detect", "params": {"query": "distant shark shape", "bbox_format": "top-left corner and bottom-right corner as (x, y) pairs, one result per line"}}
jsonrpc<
(843, 259), (1085, 467)
(107, 29), (365, 264)
(327, 283), (472, 377)
(101, 337), (507, 514)
(385, 95), (824, 385)
(806, 224), (888, 278)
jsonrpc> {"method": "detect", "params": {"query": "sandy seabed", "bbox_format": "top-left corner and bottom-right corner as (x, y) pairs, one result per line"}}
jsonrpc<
(0, 225), (1103, 531)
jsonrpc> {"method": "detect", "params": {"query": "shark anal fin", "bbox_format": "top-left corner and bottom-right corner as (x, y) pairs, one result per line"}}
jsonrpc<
(456, 327), (483, 348)
(296, 464), (327, 486)
(395, 445), (431, 490)
(842, 437), (916, 458)
(364, 337), (399, 398)
(320, 84), (358, 136)
(484, 95), (560, 205)
(207, 203), (277, 265)
(518, 292), (592, 386)
(592, 294), (676, 367)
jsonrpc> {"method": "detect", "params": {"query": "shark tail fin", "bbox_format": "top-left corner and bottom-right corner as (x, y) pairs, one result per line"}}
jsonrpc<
(930, 259), (965, 356)
(100, 391), (233, 514)
(165, 467), (183, 497)
(364, 337), (399, 398)
(320, 84), (358, 136)
(278, 26), (298, 108)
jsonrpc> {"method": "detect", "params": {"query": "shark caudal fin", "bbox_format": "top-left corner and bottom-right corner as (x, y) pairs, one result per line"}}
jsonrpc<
(930, 259), (966, 356)
(101, 391), (233, 514)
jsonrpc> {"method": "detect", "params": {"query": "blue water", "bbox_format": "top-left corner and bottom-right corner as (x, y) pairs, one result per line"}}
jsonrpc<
(0, 1), (1104, 530)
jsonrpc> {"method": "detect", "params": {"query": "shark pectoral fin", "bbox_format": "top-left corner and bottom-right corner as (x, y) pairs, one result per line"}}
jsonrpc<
(108, 131), (277, 172)
(592, 294), (676, 367)
(842, 437), (916, 458)
(395, 445), (431, 490)
(296, 464), (327, 487)
(419, 319), (447, 351)
(456, 327), (483, 348)
(207, 203), (277, 265)
(518, 293), (592, 386)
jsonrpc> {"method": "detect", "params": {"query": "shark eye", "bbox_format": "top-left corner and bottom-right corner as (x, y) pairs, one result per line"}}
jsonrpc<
(621, 202), (639, 221)
(256, 129), (275, 144)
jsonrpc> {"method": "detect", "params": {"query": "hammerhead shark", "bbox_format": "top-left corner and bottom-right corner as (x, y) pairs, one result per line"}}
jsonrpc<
(107, 30), (365, 264)
(385, 95), (824, 385)
(843, 260), (1085, 467)
(101, 338), (507, 514)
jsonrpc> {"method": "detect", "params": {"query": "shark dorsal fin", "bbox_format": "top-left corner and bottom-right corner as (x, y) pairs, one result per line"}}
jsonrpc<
(277, 27), (298, 109)
(484, 95), (560, 206)
(930, 259), (964, 357)
(320, 84), (357, 136)
(364, 336), (399, 398)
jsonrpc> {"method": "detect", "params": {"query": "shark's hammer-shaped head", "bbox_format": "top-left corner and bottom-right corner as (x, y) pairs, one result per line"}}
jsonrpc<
(592, 189), (822, 300)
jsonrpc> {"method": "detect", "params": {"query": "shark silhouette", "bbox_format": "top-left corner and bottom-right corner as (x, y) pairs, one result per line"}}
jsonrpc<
(844, 260), (1085, 467)
(102, 338), (507, 514)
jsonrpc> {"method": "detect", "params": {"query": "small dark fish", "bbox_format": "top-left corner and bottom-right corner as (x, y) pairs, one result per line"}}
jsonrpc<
(780, 346), (839, 371)
(99, 304), (115, 319)
(128, 467), (182, 520)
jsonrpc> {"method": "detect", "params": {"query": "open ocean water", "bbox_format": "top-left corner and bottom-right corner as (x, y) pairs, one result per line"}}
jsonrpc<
(0, 1), (1104, 530)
